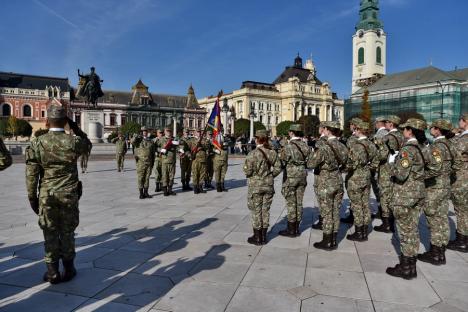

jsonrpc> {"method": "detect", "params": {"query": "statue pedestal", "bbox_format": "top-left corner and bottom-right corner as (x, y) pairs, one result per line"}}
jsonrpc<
(81, 110), (104, 143)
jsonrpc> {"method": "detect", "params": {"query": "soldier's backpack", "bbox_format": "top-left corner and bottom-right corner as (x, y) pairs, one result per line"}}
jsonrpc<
(325, 140), (348, 170)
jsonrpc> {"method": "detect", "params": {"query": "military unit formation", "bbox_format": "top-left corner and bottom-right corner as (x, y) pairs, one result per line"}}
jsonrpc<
(0, 106), (467, 286)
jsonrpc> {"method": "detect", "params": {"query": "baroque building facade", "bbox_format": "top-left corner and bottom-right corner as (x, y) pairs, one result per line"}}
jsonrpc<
(198, 54), (344, 135)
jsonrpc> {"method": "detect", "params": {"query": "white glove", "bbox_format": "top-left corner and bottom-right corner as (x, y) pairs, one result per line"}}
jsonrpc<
(178, 148), (184, 154)
(161, 148), (167, 154)
(172, 141), (179, 145)
(214, 149), (221, 154)
(388, 154), (397, 164)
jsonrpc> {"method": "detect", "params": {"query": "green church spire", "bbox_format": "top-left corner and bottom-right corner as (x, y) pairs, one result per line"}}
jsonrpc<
(356, 0), (383, 31)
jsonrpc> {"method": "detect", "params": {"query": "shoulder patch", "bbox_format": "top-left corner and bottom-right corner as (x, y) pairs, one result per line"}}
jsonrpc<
(401, 159), (410, 168)
(401, 151), (409, 158)
(432, 148), (442, 163)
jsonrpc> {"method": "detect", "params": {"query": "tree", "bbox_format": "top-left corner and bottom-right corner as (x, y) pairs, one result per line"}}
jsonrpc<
(397, 111), (426, 124)
(234, 118), (250, 137)
(107, 131), (118, 143)
(276, 120), (294, 136)
(17, 119), (33, 138)
(7, 116), (19, 140)
(359, 89), (372, 122)
(298, 115), (320, 137)
(0, 118), (10, 137)
(119, 121), (141, 138)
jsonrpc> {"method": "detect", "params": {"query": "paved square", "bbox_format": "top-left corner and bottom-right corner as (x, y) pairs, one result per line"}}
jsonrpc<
(0, 159), (467, 312)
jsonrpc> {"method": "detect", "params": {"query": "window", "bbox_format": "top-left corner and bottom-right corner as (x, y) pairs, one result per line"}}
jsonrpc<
(358, 47), (365, 65)
(23, 104), (32, 117)
(1, 104), (11, 116)
(259, 115), (263, 123)
(198, 119), (202, 129)
(110, 114), (116, 126)
(308, 107), (312, 115)
(121, 115), (126, 125)
(41, 110), (46, 118)
(276, 116), (279, 124)
(267, 116), (271, 125)
(189, 119), (193, 128)
(316, 107), (320, 116)
(376, 47), (382, 64)
(75, 115), (81, 125)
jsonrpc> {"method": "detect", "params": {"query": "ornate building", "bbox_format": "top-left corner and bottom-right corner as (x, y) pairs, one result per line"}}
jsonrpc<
(198, 54), (344, 135)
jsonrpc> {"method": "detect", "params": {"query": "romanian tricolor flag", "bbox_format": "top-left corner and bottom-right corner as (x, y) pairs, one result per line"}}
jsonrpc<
(206, 92), (223, 150)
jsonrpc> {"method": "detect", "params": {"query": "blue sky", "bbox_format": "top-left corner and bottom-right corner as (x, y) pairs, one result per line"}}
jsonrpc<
(1, 0), (467, 99)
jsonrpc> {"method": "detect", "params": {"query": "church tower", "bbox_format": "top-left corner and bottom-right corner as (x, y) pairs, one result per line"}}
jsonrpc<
(352, 0), (386, 94)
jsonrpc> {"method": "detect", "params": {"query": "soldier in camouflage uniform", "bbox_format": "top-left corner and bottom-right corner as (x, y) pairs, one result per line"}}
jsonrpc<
(152, 129), (163, 192)
(278, 124), (311, 237)
(112, 132), (127, 172)
(131, 126), (155, 199)
(243, 130), (282, 245)
(80, 140), (92, 173)
(180, 129), (194, 191)
(25, 105), (90, 284)
(447, 113), (468, 252)
(191, 130), (208, 194)
(418, 119), (460, 264)
(156, 127), (179, 196)
(213, 138), (229, 192)
(371, 117), (389, 216)
(308, 121), (347, 250)
(0, 137), (12, 171)
(345, 120), (378, 242)
(374, 115), (405, 233)
(386, 118), (430, 280)
(204, 131), (215, 189)
(311, 123), (328, 230)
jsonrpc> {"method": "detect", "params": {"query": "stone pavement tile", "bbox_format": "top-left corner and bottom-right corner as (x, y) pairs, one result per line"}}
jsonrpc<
(241, 263), (305, 290)
(304, 268), (371, 300)
(430, 301), (468, 312)
(0, 284), (30, 305)
(119, 237), (174, 255)
(188, 258), (250, 285)
(373, 301), (433, 312)
(205, 244), (260, 264)
(223, 231), (256, 246)
(0, 260), (48, 288)
(418, 256), (468, 283)
(48, 267), (124, 298)
(75, 246), (114, 264)
(307, 249), (362, 272)
(309, 232), (359, 254)
(213, 212), (248, 224)
(265, 229), (311, 250)
(184, 230), (230, 244)
(254, 246), (307, 267)
(0, 256), (38, 278)
(225, 286), (301, 312)
(354, 235), (399, 256)
(94, 249), (153, 272)
(77, 233), (136, 250)
(154, 280), (238, 312)
(287, 286), (318, 300)
(0, 288), (87, 312)
(94, 272), (173, 308)
(12, 243), (44, 261)
(233, 220), (256, 233)
(358, 253), (400, 273)
(161, 239), (213, 256)
(133, 253), (205, 277)
(365, 271), (440, 307)
(301, 294), (374, 312)
(75, 298), (148, 312)
(430, 280), (468, 311)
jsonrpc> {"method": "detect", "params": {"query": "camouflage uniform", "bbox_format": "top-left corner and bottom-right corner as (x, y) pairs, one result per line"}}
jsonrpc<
(191, 136), (209, 193)
(180, 135), (194, 190)
(205, 138), (215, 188)
(153, 135), (163, 191)
(0, 137), (12, 171)
(156, 134), (179, 195)
(371, 121), (389, 206)
(213, 144), (229, 192)
(311, 134), (328, 230)
(113, 137), (127, 171)
(131, 131), (155, 197)
(243, 130), (282, 245)
(80, 141), (92, 173)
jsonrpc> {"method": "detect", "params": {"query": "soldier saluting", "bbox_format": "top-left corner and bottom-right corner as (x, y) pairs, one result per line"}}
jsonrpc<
(25, 105), (90, 284)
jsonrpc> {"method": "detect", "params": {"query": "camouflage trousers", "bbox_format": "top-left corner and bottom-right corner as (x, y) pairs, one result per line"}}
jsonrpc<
(192, 160), (206, 186)
(161, 162), (176, 187)
(116, 153), (125, 170)
(317, 185), (343, 235)
(180, 157), (192, 184)
(136, 161), (152, 189)
(394, 198), (424, 257)
(347, 179), (371, 227)
(378, 166), (393, 218)
(282, 185), (305, 223)
(451, 181), (468, 235)
(80, 154), (89, 171)
(153, 157), (162, 184)
(39, 192), (79, 263)
(214, 162), (227, 184)
(424, 188), (450, 247)
(247, 189), (273, 229)
(205, 157), (214, 183)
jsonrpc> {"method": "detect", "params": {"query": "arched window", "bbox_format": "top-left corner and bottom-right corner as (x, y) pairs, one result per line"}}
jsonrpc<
(1, 103), (11, 116)
(23, 104), (32, 117)
(307, 107), (312, 116)
(376, 47), (382, 64)
(358, 47), (365, 65)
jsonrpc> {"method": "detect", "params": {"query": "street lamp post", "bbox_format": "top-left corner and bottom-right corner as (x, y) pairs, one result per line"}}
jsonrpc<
(249, 110), (256, 141)
(222, 98), (229, 135)
(436, 81), (447, 118)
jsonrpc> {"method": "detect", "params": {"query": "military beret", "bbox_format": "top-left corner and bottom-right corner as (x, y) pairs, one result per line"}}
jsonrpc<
(354, 119), (370, 131)
(375, 116), (386, 123)
(400, 118), (427, 131)
(255, 129), (268, 138)
(323, 121), (341, 130)
(141, 126), (147, 131)
(349, 117), (363, 125)
(47, 105), (66, 119)
(289, 124), (303, 132)
(164, 127), (172, 131)
(430, 119), (453, 131)
(385, 115), (401, 125)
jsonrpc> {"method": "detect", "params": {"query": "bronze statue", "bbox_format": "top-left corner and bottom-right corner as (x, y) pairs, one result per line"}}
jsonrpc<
(77, 67), (104, 108)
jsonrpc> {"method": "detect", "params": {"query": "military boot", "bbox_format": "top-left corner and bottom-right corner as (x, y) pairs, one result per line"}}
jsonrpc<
(374, 217), (392, 233)
(418, 244), (445, 265)
(447, 232), (468, 253)
(331, 232), (338, 248)
(139, 188), (144, 199)
(61, 259), (77, 282)
(261, 228), (268, 245)
(312, 215), (323, 230)
(372, 205), (382, 219)
(168, 185), (176, 196)
(198, 184), (207, 193)
(163, 186), (169, 197)
(295, 222), (301, 236)
(43, 262), (61, 284)
(362, 224), (369, 241)
(247, 229), (263, 246)
(216, 183), (222, 192)
(278, 221), (297, 237)
(222, 182), (228, 192)
(386, 255), (416, 280)
(194, 185), (200, 194)
(340, 210), (354, 225)
(144, 188), (152, 198)
(313, 233), (336, 251)
(347, 226), (366, 242)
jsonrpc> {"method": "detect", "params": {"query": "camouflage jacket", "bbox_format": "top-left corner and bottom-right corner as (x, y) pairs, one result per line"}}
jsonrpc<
(156, 136), (178, 164)
(425, 137), (459, 189)
(377, 129), (405, 163)
(373, 127), (389, 141)
(213, 148), (228, 164)
(307, 137), (345, 187)
(191, 138), (209, 162)
(0, 137), (12, 171)
(451, 131), (468, 186)
(113, 138), (127, 155)
(280, 138), (310, 186)
(25, 130), (89, 199)
(131, 135), (154, 164)
(180, 136), (195, 160)
(390, 139), (427, 204)
(346, 133), (358, 148)
(346, 137), (378, 185)
(243, 145), (281, 193)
